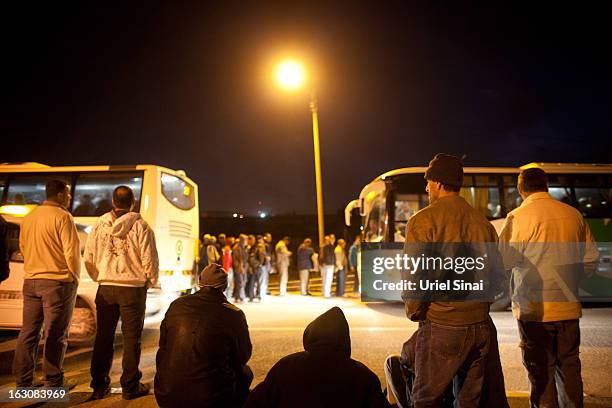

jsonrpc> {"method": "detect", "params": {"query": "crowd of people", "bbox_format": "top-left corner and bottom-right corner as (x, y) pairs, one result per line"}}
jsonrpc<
(197, 230), (362, 301)
(0, 151), (600, 407)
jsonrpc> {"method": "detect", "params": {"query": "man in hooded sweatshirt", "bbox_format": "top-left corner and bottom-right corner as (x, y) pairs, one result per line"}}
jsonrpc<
(84, 185), (159, 400)
(154, 263), (253, 408)
(245, 306), (390, 408)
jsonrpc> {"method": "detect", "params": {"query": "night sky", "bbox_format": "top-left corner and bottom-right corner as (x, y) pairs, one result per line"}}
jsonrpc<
(3, 2), (611, 215)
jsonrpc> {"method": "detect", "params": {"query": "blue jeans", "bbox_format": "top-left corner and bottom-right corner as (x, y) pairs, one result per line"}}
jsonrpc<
(13, 279), (77, 387)
(258, 265), (269, 300)
(413, 320), (490, 407)
(233, 271), (247, 301)
(246, 267), (264, 301)
(224, 268), (234, 299)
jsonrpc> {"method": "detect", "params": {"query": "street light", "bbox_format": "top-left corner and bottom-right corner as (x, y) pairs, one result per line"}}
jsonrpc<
(275, 59), (325, 248)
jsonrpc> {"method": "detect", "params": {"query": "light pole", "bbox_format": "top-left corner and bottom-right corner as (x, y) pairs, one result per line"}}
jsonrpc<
(275, 60), (325, 248)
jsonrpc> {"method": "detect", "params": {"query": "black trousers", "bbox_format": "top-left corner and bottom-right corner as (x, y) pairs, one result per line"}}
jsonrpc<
(518, 319), (582, 408)
(90, 285), (147, 394)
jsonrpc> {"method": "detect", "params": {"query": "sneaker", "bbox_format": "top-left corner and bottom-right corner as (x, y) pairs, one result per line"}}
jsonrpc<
(123, 383), (150, 400)
(88, 387), (110, 401)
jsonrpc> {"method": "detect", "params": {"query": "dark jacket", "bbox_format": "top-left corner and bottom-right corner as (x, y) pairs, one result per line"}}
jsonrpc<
(232, 243), (249, 274)
(296, 245), (314, 270)
(319, 243), (335, 266)
(245, 307), (390, 408)
(403, 195), (500, 326)
(154, 287), (252, 408)
(248, 243), (266, 272)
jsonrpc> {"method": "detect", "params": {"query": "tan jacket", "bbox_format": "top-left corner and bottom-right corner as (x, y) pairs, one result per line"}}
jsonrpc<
(499, 192), (599, 322)
(19, 201), (81, 283)
(403, 195), (499, 326)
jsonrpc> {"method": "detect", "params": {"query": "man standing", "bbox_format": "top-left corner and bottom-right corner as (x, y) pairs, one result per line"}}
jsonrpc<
(297, 238), (314, 296)
(232, 234), (249, 303)
(84, 186), (159, 400)
(334, 239), (348, 297)
(319, 236), (335, 298)
(263, 232), (274, 295)
(14, 180), (80, 388)
(222, 236), (234, 300)
(275, 236), (292, 296)
(499, 168), (599, 408)
(402, 154), (505, 407)
(348, 234), (361, 293)
(155, 263), (253, 408)
(247, 235), (266, 302)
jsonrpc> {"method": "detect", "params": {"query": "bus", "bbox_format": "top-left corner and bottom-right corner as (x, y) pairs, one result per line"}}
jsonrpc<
(0, 163), (199, 345)
(346, 163), (612, 308)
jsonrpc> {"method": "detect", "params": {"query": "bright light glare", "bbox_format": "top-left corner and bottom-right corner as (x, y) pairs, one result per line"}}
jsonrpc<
(0, 205), (35, 217)
(275, 60), (306, 90)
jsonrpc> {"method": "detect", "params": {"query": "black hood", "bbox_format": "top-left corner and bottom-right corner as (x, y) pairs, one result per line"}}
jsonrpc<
(302, 307), (351, 358)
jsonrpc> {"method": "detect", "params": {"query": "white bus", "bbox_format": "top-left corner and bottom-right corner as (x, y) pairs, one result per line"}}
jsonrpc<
(346, 163), (612, 308)
(0, 163), (199, 345)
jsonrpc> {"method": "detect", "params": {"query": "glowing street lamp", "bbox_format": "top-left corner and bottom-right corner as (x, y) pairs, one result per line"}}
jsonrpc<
(275, 60), (306, 90)
(274, 59), (325, 248)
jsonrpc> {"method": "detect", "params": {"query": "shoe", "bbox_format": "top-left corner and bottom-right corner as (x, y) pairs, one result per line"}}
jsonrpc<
(45, 378), (77, 390)
(89, 387), (110, 401)
(123, 383), (150, 400)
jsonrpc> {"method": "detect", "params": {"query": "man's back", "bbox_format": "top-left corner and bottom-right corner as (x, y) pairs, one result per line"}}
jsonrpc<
(155, 287), (252, 407)
(504, 192), (591, 242)
(404, 195), (499, 325)
(500, 192), (599, 322)
(20, 203), (80, 282)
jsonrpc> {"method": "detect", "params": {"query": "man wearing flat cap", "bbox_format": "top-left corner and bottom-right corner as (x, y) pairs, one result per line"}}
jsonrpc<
(154, 263), (253, 408)
(396, 153), (507, 407)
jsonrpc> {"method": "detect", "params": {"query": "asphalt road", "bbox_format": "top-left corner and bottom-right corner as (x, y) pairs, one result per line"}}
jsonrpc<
(1, 276), (611, 407)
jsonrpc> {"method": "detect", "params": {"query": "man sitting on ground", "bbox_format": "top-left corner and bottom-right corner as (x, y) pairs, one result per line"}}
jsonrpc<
(154, 263), (253, 408)
(245, 306), (390, 408)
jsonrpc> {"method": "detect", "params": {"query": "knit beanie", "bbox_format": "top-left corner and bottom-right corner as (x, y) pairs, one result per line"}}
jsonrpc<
(199, 263), (228, 291)
(424, 153), (463, 188)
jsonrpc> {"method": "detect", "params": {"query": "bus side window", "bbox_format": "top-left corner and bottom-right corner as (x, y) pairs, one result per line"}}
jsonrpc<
(502, 174), (522, 213)
(73, 172), (144, 216)
(5, 174), (71, 206)
(575, 188), (611, 218)
(461, 175), (502, 219)
(547, 174), (575, 206)
(394, 194), (423, 242)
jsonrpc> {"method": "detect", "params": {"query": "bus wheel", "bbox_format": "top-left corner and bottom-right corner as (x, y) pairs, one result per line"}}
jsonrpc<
(68, 297), (96, 347)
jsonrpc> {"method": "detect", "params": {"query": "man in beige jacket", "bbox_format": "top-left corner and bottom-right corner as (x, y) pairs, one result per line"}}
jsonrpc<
(14, 179), (80, 388)
(499, 168), (599, 408)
